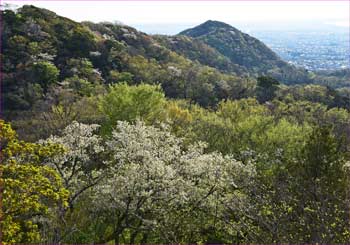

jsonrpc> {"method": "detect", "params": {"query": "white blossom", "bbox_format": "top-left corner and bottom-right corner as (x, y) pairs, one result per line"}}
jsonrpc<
(40, 121), (105, 207)
(91, 120), (255, 240)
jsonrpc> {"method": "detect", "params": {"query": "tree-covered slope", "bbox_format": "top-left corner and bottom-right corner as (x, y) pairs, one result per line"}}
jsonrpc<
(154, 34), (250, 76)
(2, 5), (349, 120)
(2, 5), (259, 117)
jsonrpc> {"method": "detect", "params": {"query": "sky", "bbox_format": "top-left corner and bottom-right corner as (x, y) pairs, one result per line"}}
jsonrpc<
(4, 0), (350, 34)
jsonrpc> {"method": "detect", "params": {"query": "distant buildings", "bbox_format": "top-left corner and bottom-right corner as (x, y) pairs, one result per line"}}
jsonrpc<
(253, 30), (349, 71)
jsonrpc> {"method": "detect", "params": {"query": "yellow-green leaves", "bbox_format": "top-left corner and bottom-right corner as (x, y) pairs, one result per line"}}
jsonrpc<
(0, 120), (69, 244)
(99, 83), (166, 133)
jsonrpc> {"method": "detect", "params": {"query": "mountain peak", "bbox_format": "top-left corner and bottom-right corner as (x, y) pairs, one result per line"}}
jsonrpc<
(179, 20), (237, 37)
(201, 20), (233, 29)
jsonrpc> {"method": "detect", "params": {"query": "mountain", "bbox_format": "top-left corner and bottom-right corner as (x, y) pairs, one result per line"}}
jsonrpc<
(179, 20), (312, 84)
(2, 5), (259, 117)
(2, 5), (349, 120)
(180, 20), (283, 71)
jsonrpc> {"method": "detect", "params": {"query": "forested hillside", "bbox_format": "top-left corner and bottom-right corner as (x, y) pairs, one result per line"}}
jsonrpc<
(1, 5), (350, 244)
(179, 20), (311, 83)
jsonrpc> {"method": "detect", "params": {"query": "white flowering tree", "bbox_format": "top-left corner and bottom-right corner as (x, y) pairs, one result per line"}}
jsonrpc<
(90, 120), (255, 244)
(37, 120), (255, 243)
(39, 121), (108, 242)
(40, 121), (105, 209)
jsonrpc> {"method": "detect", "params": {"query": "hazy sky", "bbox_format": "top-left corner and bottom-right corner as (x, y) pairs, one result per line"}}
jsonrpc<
(5, 1), (350, 34)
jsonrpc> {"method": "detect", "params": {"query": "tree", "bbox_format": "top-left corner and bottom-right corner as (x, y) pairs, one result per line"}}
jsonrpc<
(64, 58), (104, 84)
(0, 120), (69, 244)
(31, 61), (59, 92)
(88, 121), (254, 244)
(98, 83), (166, 133)
(289, 126), (350, 243)
(108, 70), (134, 84)
(39, 121), (106, 243)
(65, 26), (97, 58)
(40, 121), (105, 209)
(256, 76), (280, 103)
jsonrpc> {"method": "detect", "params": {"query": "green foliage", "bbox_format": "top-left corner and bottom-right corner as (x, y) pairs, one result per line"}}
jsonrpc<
(287, 126), (350, 242)
(31, 61), (59, 91)
(108, 70), (134, 84)
(256, 76), (280, 103)
(99, 83), (166, 133)
(65, 26), (97, 57)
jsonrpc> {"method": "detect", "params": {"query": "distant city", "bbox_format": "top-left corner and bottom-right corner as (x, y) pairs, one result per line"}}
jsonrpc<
(252, 30), (349, 71)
